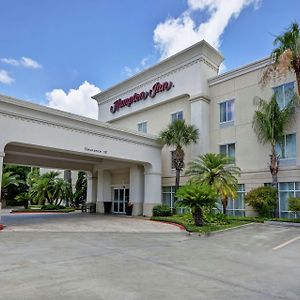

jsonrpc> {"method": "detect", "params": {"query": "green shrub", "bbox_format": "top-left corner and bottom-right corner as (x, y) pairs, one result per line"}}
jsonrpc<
(41, 204), (65, 210)
(152, 204), (172, 217)
(245, 186), (277, 217)
(203, 212), (230, 225)
(289, 197), (300, 213)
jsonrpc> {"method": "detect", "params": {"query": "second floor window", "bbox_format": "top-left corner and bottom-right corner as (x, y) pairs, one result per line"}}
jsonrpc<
(276, 133), (296, 159)
(220, 100), (234, 123)
(137, 121), (147, 133)
(273, 82), (294, 109)
(171, 111), (183, 122)
(220, 143), (235, 160)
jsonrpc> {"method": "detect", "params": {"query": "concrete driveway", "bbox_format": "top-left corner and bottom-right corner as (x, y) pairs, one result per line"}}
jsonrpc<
(0, 212), (299, 300)
(0, 211), (181, 233)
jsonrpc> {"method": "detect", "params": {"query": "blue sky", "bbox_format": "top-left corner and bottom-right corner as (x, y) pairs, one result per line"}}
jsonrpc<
(0, 0), (299, 118)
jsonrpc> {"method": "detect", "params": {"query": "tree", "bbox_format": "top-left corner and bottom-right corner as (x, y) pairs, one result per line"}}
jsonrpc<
(185, 153), (240, 215)
(261, 21), (300, 96)
(252, 95), (296, 217)
(159, 120), (199, 195)
(73, 171), (87, 207)
(176, 183), (217, 226)
(64, 170), (72, 206)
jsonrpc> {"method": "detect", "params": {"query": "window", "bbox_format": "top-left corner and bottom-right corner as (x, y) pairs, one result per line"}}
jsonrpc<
(162, 186), (176, 210)
(220, 143), (235, 160)
(171, 111), (183, 122)
(226, 184), (245, 217)
(171, 151), (176, 169)
(220, 100), (234, 123)
(278, 182), (300, 218)
(273, 82), (294, 109)
(137, 121), (147, 133)
(162, 186), (189, 214)
(275, 134), (296, 159)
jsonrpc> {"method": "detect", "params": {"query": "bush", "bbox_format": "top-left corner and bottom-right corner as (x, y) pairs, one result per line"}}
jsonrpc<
(245, 186), (277, 217)
(41, 204), (65, 210)
(289, 197), (300, 213)
(203, 212), (230, 225)
(152, 204), (172, 217)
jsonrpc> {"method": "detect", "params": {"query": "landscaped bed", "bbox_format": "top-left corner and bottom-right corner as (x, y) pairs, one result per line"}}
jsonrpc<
(151, 214), (300, 233)
(151, 214), (252, 233)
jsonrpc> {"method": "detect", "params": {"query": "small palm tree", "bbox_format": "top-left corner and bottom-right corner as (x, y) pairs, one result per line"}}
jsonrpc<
(185, 153), (241, 215)
(176, 182), (217, 226)
(159, 120), (199, 194)
(2, 171), (21, 190)
(52, 178), (72, 206)
(253, 95), (296, 217)
(261, 21), (300, 95)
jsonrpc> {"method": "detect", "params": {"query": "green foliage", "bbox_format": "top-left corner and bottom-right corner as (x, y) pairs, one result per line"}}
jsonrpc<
(159, 119), (199, 192)
(245, 186), (277, 217)
(252, 95), (296, 146)
(152, 204), (172, 217)
(185, 153), (240, 214)
(176, 183), (217, 226)
(15, 192), (30, 208)
(41, 204), (65, 210)
(203, 212), (230, 225)
(288, 197), (300, 213)
(74, 171), (87, 207)
(176, 183), (217, 211)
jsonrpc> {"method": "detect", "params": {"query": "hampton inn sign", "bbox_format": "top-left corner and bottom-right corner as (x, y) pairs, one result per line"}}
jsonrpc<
(110, 81), (174, 113)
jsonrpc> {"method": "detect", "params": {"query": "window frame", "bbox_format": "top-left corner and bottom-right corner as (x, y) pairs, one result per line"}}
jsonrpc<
(219, 142), (236, 161)
(275, 133), (296, 160)
(170, 111), (183, 123)
(137, 121), (148, 133)
(273, 81), (295, 109)
(219, 99), (234, 124)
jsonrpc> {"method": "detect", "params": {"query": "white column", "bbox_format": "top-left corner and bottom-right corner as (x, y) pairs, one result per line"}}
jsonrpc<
(86, 171), (97, 204)
(143, 170), (162, 216)
(190, 96), (211, 158)
(130, 166), (144, 216)
(0, 152), (4, 210)
(96, 169), (111, 213)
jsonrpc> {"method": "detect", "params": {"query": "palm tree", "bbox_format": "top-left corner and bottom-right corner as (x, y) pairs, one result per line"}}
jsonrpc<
(252, 95), (296, 217)
(261, 21), (300, 95)
(176, 182), (217, 226)
(159, 120), (199, 195)
(2, 171), (21, 190)
(185, 153), (241, 215)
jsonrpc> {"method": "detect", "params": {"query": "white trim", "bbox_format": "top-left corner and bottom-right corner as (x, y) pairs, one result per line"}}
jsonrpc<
(209, 57), (271, 86)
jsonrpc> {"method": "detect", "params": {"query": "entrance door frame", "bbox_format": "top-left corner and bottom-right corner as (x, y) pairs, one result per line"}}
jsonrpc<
(112, 185), (129, 214)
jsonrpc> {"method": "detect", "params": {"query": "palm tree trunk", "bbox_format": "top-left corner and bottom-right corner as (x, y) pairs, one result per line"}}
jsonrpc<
(64, 170), (72, 206)
(175, 169), (180, 193)
(270, 146), (279, 218)
(193, 207), (204, 226)
(222, 197), (228, 215)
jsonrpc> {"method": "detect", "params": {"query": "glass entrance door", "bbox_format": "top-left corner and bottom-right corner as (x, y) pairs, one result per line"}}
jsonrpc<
(113, 188), (129, 214)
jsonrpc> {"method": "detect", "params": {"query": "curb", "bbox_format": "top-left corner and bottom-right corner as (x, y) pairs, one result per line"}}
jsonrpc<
(149, 220), (187, 231)
(199, 222), (256, 237)
(264, 221), (300, 227)
(0, 224), (4, 231)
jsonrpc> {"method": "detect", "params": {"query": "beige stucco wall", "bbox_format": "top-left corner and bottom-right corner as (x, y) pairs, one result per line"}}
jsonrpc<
(209, 68), (299, 187)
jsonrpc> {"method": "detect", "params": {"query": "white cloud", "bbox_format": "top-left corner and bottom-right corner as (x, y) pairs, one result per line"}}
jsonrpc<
(1, 56), (42, 69)
(46, 81), (100, 119)
(0, 69), (14, 84)
(21, 57), (42, 69)
(123, 55), (152, 78)
(154, 0), (261, 59)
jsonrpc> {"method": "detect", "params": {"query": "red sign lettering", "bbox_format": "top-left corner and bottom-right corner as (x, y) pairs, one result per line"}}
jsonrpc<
(110, 81), (174, 113)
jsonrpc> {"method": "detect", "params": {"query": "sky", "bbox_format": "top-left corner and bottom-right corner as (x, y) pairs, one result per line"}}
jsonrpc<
(0, 0), (299, 119)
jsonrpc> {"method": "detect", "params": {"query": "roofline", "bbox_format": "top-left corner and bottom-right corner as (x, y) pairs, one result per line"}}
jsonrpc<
(92, 40), (223, 101)
(208, 56), (272, 86)
(0, 94), (161, 147)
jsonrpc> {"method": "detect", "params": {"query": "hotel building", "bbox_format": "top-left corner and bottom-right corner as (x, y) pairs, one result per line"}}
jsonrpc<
(0, 40), (299, 217)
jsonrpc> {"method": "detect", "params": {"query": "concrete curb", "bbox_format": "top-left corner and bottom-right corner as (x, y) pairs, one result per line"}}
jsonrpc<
(264, 221), (300, 227)
(198, 222), (256, 237)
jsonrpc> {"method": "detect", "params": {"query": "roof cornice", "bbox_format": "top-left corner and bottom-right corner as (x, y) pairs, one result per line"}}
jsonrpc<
(93, 40), (223, 103)
(208, 57), (272, 86)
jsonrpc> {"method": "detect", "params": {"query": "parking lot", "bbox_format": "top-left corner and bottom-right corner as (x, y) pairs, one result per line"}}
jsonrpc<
(0, 213), (299, 300)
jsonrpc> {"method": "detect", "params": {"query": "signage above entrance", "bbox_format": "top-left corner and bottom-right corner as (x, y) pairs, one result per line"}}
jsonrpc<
(110, 81), (174, 113)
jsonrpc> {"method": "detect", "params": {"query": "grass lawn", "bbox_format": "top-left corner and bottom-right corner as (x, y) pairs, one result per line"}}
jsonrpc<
(151, 214), (252, 233)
